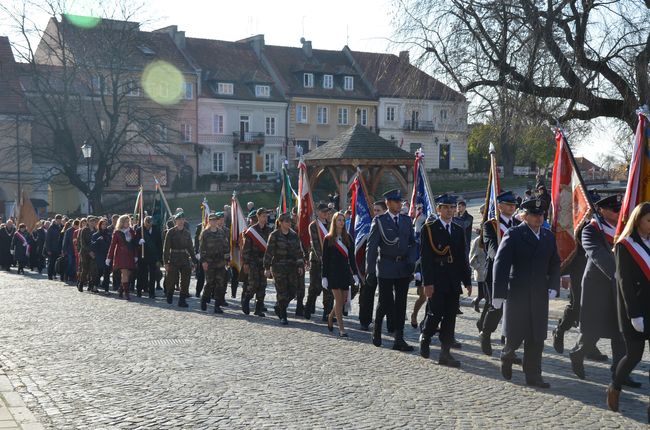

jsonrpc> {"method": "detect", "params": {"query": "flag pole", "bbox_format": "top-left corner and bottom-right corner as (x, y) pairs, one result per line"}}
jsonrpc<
(154, 176), (173, 220)
(140, 185), (145, 258)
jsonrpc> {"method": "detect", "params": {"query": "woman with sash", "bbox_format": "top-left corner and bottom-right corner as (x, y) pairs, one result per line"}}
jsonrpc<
(608, 202), (650, 419)
(106, 214), (137, 300)
(322, 211), (358, 337)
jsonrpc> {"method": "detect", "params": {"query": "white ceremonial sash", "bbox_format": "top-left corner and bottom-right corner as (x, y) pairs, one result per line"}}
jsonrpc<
(621, 236), (650, 281)
(334, 237), (349, 258)
(246, 227), (268, 253)
(318, 221), (328, 241)
(590, 218), (615, 246)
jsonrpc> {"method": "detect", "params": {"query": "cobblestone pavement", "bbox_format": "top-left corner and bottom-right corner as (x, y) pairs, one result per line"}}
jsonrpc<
(0, 270), (648, 429)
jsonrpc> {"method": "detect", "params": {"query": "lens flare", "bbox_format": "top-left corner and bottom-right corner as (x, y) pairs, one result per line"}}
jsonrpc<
(64, 14), (101, 29)
(141, 61), (184, 106)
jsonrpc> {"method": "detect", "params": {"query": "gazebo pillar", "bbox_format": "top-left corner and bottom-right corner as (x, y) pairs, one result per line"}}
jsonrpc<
(406, 165), (414, 197)
(338, 168), (348, 210)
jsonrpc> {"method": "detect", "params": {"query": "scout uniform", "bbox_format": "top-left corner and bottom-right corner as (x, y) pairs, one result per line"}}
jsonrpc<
(163, 212), (197, 307)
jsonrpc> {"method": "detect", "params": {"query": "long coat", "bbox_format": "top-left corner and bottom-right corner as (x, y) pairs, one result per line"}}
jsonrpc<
(615, 231), (650, 341)
(0, 226), (14, 269)
(580, 220), (618, 338)
(91, 229), (111, 272)
(420, 219), (471, 293)
(108, 229), (137, 270)
(366, 212), (416, 279)
(493, 224), (561, 342)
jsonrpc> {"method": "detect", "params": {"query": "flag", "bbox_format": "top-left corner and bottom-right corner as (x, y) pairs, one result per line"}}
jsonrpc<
(349, 171), (372, 278)
(17, 190), (38, 232)
(616, 108), (650, 236)
(200, 197), (211, 228)
(151, 176), (173, 229)
(278, 160), (296, 214)
(483, 143), (501, 225)
(133, 186), (144, 219)
(230, 192), (247, 271)
(551, 128), (593, 270)
(297, 158), (314, 250)
(408, 149), (434, 220)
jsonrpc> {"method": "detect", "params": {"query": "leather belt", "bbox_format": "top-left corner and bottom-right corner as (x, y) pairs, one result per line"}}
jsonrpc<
(380, 253), (406, 262)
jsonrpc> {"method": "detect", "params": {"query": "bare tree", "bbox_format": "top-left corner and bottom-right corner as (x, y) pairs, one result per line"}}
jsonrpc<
(393, 0), (650, 131)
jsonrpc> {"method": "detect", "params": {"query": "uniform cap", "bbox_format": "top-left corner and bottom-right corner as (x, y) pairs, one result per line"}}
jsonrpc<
(256, 207), (270, 216)
(496, 191), (517, 204)
(434, 193), (457, 206)
(174, 212), (185, 220)
(208, 211), (224, 220)
(595, 194), (622, 211)
(248, 210), (258, 219)
(383, 189), (402, 201)
(521, 197), (544, 215)
(317, 202), (331, 212)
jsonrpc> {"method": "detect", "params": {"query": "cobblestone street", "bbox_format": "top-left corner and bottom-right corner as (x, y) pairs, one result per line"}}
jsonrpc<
(0, 270), (648, 429)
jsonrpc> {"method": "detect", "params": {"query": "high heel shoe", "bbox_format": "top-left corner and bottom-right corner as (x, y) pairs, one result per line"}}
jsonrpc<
(410, 313), (418, 329)
(328, 316), (334, 333)
(339, 332), (348, 338)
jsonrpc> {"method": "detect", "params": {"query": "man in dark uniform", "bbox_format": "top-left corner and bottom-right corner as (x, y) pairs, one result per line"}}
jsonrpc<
(77, 216), (97, 292)
(453, 199), (473, 257)
(359, 200), (388, 330)
(419, 194), (472, 367)
(304, 203), (333, 320)
(45, 214), (63, 280)
(135, 216), (163, 299)
(478, 191), (520, 356)
(242, 208), (273, 317)
(162, 212), (197, 307)
(199, 212), (230, 314)
(194, 221), (205, 298)
(365, 189), (417, 352)
(568, 194), (641, 387)
(494, 197), (561, 388)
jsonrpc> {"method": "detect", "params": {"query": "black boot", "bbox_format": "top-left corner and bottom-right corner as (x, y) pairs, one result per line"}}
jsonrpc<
(304, 296), (314, 320)
(392, 330), (414, 352)
(166, 291), (173, 304)
(214, 303), (223, 314)
(438, 345), (460, 367)
(241, 295), (251, 315)
(501, 356), (513, 380)
(372, 321), (382, 347)
(178, 294), (188, 308)
(77, 282), (83, 292)
(200, 297), (207, 311)
(552, 327), (564, 354)
(569, 349), (586, 379)
(479, 332), (493, 356)
(280, 307), (288, 325)
(419, 334), (431, 358)
(295, 300), (304, 317)
(254, 300), (266, 317)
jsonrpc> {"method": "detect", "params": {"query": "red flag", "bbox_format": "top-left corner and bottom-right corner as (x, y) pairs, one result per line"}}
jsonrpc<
(297, 159), (313, 250)
(551, 128), (593, 270)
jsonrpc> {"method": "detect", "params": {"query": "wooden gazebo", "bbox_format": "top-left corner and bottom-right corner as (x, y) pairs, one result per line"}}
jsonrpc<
(303, 124), (415, 209)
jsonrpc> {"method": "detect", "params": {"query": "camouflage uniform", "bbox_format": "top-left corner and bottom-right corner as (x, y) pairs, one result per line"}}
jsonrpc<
(291, 218), (307, 315)
(199, 226), (230, 311)
(264, 228), (303, 320)
(305, 219), (333, 319)
(77, 223), (97, 291)
(163, 226), (196, 306)
(242, 222), (273, 315)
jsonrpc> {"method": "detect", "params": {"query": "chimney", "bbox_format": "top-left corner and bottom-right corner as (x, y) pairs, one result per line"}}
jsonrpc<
(174, 30), (186, 49)
(300, 37), (312, 58)
(399, 50), (410, 64)
(246, 34), (265, 55)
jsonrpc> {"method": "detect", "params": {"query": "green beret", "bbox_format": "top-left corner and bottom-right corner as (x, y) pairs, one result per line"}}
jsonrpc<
(174, 212), (185, 220)
(248, 210), (258, 218)
(209, 211), (224, 220)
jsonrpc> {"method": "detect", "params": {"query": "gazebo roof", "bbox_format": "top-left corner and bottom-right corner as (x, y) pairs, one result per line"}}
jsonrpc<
(303, 124), (414, 165)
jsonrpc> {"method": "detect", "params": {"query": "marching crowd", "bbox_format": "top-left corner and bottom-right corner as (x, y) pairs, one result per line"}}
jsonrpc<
(0, 186), (649, 420)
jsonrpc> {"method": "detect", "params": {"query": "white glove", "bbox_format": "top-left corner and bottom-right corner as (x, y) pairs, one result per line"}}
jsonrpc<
(105, 259), (111, 266)
(139, 239), (145, 245)
(548, 289), (558, 299)
(134, 257), (138, 263)
(10, 250), (14, 255)
(322, 277), (329, 289)
(631, 317), (644, 333)
(492, 298), (504, 309)
(195, 253), (200, 261)
(353, 274), (360, 285)
(414, 272), (421, 282)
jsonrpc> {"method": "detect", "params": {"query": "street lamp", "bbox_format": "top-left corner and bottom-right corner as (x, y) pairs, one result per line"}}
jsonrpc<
(81, 142), (92, 214)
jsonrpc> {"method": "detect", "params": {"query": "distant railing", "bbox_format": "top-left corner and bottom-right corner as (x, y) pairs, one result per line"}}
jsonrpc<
(402, 120), (435, 132)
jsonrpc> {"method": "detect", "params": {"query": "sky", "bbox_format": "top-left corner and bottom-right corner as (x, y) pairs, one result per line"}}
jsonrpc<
(0, 0), (621, 160)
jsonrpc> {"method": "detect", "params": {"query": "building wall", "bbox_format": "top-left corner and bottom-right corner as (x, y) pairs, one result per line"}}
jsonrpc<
(0, 115), (33, 219)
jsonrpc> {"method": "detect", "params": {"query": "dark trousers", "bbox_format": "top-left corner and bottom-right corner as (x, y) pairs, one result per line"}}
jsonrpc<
(476, 281), (486, 303)
(502, 336), (544, 379)
(47, 252), (59, 279)
(558, 282), (581, 332)
(422, 289), (460, 346)
(195, 264), (205, 296)
(613, 337), (649, 390)
(231, 267), (239, 297)
(574, 333), (625, 374)
(359, 282), (377, 327)
(137, 260), (158, 296)
(477, 275), (502, 334)
(375, 277), (410, 334)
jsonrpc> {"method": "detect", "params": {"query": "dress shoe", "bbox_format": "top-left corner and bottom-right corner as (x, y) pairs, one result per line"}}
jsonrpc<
(419, 334), (431, 359)
(280, 308), (288, 325)
(178, 296), (188, 308)
(339, 332), (348, 338)
(136, 289), (142, 298)
(241, 295), (251, 315)
(392, 338), (414, 352)
(410, 312), (418, 329)
(552, 328), (564, 354)
(479, 332), (493, 356)
(513, 356), (522, 365)
(473, 298), (480, 313)
(569, 351), (586, 379)
(372, 324), (382, 347)
(221, 301), (229, 307)
(525, 377), (550, 388)
(451, 339), (462, 349)
(295, 302), (304, 317)
(214, 305), (223, 314)
(586, 349), (608, 362)
(166, 292), (173, 304)
(254, 301), (266, 317)
(606, 384), (620, 412)
(77, 283), (83, 292)
(501, 359), (513, 380)
(439, 349), (461, 368)
(359, 323), (370, 331)
(621, 375), (642, 388)
(200, 298), (207, 311)
(327, 317), (334, 333)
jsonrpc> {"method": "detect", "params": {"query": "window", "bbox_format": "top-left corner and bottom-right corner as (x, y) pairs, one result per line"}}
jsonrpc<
(183, 82), (193, 100)
(386, 106), (396, 122)
(158, 124), (168, 142)
(409, 142), (421, 154)
(317, 106), (328, 124)
(91, 75), (106, 94)
(124, 166), (140, 187)
(213, 114), (224, 134)
(344, 76), (354, 91)
(296, 140), (309, 155)
(239, 115), (250, 134)
(127, 80), (140, 97)
(411, 111), (419, 129)
(255, 85), (270, 97)
(360, 108), (368, 126)
(264, 153), (276, 172)
(265, 117), (276, 136)
(303, 73), (314, 88)
(440, 109), (448, 120)
(323, 74), (333, 89)
(217, 82), (234, 95)
(212, 152), (225, 173)
(181, 123), (192, 142)
(296, 104), (308, 123)
(337, 107), (349, 125)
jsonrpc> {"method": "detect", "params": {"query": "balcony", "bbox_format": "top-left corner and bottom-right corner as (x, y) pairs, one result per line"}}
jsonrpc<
(402, 120), (435, 132)
(198, 133), (285, 147)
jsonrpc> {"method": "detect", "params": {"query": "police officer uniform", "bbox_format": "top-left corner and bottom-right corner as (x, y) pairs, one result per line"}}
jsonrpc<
(162, 212), (197, 307)
(478, 191), (521, 356)
(419, 194), (472, 367)
(199, 212), (231, 314)
(494, 197), (560, 388)
(365, 189), (417, 352)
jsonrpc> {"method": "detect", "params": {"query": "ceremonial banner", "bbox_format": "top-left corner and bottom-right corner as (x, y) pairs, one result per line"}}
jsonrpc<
(409, 149), (434, 220)
(278, 160), (296, 214)
(17, 190), (38, 232)
(349, 171), (371, 278)
(297, 158), (314, 251)
(133, 186), (145, 257)
(200, 197), (211, 229)
(230, 193), (247, 271)
(551, 128), (593, 270)
(483, 143), (501, 226)
(616, 109), (650, 236)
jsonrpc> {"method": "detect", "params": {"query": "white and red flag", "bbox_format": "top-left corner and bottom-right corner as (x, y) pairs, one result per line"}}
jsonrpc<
(551, 128), (593, 270)
(297, 158), (314, 251)
(230, 192), (247, 271)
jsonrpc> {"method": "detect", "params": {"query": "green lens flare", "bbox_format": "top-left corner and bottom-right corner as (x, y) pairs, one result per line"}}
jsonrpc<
(64, 14), (101, 29)
(141, 61), (184, 106)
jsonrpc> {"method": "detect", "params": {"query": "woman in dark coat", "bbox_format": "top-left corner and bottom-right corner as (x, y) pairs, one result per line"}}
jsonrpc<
(106, 214), (137, 299)
(62, 220), (79, 283)
(30, 221), (46, 273)
(0, 221), (15, 271)
(322, 211), (358, 337)
(608, 202), (650, 418)
(91, 218), (112, 293)
(11, 223), (31, 274)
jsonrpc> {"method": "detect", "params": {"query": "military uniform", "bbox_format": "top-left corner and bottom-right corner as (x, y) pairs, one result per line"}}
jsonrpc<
(194, 223), (205, 297)
(242, 213), (273, 316)
(77, 218), (97, 292)
(419, 196), (472, 366)
(163, 215), (197, 307)
(199, 214), (230, 313)
(264, 221), (303, 324)
(291, 216), (307, 316)
(304, 217), (333, 320)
